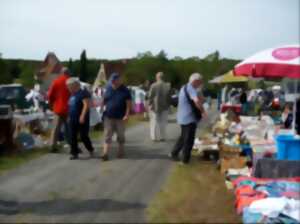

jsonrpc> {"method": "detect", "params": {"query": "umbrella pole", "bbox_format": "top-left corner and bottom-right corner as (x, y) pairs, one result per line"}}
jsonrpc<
(293, 98), (296, 135)
(293, 81), (299, 136)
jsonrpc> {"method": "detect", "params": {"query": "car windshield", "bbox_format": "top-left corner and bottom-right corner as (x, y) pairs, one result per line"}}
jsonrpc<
(0, 87), (22, 100)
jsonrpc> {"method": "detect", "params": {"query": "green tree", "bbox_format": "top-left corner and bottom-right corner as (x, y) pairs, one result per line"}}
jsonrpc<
(79, 50), (88, 82)
(68, 58), (76, 76)
(10, 62), (21, 79)
(0, 54), (13, 84)
(137, 51), (153, 59)
(156, 50), (168, 61)
(87, 59), (99, 83)
(19, 66), (35, 88)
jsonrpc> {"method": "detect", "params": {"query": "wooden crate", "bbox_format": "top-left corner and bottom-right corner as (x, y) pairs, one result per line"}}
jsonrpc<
(220, 156), (247, 174)
(219, 143), (241, 159)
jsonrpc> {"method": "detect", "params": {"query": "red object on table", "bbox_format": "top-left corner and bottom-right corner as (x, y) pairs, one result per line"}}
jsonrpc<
(221, 104), (242, 114)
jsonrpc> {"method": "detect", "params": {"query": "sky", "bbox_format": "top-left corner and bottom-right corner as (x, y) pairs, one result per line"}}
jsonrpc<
(0, 0), (299, 61)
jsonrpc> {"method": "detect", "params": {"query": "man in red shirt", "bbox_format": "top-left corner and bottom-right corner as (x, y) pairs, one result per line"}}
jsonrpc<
(48, 67), (71, 153)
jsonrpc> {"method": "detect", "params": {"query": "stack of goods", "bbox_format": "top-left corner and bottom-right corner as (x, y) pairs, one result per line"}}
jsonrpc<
(193, 134), (219, 161)
(11, 111), (52, 151)
(212, 113), (231, 137)
(233, 176), (300, 223)
(218, 116), (252, 176)
(219, 144), (249, 173)
(219, 143), (252, 190)
(211, 110), (300, 223)
(225, 167), (252, 190)
(197, 111), (253, 176)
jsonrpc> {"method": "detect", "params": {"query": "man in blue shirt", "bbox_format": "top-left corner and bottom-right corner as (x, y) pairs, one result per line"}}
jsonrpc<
(101, 73), (132, 161)
(170, 73), (206, 164)
(66, 78), (94, 160)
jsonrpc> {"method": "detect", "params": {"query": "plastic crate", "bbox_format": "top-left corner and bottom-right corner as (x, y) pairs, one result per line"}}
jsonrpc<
(276, 134), (300, 161)
(241, 145), (253, 158)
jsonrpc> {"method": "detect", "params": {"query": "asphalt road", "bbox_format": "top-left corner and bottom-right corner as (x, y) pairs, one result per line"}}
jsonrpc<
(0, 110), (218, 223)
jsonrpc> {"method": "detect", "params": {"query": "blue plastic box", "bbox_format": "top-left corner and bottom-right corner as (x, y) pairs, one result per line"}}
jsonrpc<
(241, 145), (253, 158)
(276, 134), (300, 161)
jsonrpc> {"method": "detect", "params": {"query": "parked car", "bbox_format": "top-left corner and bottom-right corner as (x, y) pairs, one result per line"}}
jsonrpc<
(0, 84), (32, 110)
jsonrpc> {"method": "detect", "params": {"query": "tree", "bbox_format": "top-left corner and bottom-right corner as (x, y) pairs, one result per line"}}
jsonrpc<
(87, 60), (99, 83)
(0, 54), (13, 84)
(137, 51), (153, 59)
(204, 51), (220, 62)
(156, 50), (168, 61)
(9, 61), (21, 79)
(68, 58), (75, 76)
(173, 56), (183, 61)
(79, 50), (88, 82)
(19, 66), (35, 88)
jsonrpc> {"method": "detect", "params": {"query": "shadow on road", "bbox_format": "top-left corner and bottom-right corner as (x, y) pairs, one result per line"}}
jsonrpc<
(0, 198), (145, 216)
(124, 146), (170, 161)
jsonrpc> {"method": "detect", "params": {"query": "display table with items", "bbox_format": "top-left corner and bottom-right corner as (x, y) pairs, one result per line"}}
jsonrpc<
(193, 108), (300, 223)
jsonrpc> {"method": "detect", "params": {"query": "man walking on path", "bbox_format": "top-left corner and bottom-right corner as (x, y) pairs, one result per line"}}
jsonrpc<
(48, 67), (70, 153)
(66, 78), (95, 160)
(170, 73), (206, 164)
(148, 72), (171, 141)
(101, 73), (132, 161)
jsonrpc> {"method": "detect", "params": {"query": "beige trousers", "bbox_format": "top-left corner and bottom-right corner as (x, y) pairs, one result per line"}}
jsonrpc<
(150, 110), (168, 141)
(104, 117), (126, 144)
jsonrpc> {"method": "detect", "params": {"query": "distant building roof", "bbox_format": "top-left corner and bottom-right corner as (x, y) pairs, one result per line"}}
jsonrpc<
(104, 59), (130, 79)
(36, 52), (64, 93)
(37, 52), (63, 80)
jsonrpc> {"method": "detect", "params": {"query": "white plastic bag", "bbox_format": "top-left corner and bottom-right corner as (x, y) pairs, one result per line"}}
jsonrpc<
(90, 107), (102, 127)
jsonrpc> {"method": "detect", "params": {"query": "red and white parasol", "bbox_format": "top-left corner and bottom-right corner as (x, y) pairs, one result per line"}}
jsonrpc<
(234, 44), (300, 136)
(234, 45), (300, 79)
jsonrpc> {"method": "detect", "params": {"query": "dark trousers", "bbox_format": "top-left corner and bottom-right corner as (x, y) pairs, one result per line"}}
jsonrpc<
(69, 121), (94, 156)
(171, 122), (197, 163)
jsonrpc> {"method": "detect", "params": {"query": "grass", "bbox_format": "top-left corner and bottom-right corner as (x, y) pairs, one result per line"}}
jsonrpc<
(90, 128), (103, 140)
(147, 154), (241, 223)
(127, 113), (148, 126)
(0, 147), (50, 175)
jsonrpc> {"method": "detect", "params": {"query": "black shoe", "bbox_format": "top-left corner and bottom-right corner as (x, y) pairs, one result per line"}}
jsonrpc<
(70, 155), (79, 160)
(168, 153), (180, 161)
(101, 154), (109, 161)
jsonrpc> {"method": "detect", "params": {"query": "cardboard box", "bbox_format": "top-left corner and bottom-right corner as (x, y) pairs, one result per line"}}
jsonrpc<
(220, 156), (247, 174)
(219, 144), (241, 159)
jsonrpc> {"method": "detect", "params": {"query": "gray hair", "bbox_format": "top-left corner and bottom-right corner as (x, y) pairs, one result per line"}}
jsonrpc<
(66, 77), (80, 86)
(189, 73), (203, 83)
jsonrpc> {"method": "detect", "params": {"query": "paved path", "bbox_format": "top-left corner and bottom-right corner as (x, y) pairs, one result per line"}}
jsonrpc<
(0, 109), (218, 223)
